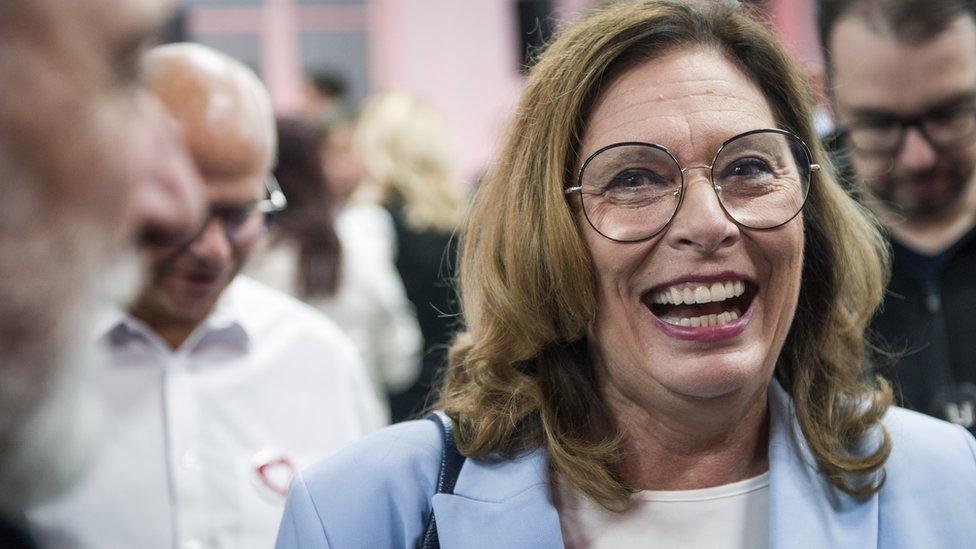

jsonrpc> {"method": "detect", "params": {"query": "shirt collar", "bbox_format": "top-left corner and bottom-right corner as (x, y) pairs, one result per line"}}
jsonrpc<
(96, 276), (254, 352)
(94, 304), (128, 342)
(201, 276), (255, 349)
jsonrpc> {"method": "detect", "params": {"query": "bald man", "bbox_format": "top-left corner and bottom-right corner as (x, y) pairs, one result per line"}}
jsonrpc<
(27, 44), (384, 549)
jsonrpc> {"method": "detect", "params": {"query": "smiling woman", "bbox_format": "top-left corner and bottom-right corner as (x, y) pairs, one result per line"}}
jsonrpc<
(275, 1), (976, 547)
(442, 1), (887, 505)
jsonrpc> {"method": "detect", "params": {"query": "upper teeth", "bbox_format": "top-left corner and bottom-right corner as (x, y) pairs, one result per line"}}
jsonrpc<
(650, 280), (746, 305)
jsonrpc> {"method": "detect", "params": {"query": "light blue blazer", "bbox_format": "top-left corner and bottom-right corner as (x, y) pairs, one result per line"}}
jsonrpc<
(276, 382), (976, 548)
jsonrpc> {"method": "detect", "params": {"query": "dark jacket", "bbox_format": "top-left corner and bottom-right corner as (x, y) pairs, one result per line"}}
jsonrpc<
(1, 512), (38, 549)
(384, 200), (460, 423)
(824, 132), (976, 433)
(871, 224), (976, 433)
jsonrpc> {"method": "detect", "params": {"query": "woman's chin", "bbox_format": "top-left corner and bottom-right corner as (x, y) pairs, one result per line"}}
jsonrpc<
(655, 352), (769, 402)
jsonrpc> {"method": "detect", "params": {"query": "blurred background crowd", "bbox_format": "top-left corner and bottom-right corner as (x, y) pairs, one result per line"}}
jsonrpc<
(169, 0), (832, 422)
(167, 0), (827, 185)
(2, 0), (974, 548)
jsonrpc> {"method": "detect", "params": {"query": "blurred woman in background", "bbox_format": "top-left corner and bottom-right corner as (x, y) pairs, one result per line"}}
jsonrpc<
(355, 93), (467, 422)
(248, 118), (422, 416)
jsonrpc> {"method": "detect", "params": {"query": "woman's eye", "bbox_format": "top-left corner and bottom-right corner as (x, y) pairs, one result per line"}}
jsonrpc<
(724, 157), (774, 179)
(605, 169), (668, 190)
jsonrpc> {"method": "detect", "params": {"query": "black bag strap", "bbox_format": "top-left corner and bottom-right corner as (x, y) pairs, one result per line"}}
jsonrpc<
(420, 411), (466, 549)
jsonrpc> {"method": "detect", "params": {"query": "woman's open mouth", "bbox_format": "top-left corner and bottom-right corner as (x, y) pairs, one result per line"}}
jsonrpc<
(642, 279), (758, 329)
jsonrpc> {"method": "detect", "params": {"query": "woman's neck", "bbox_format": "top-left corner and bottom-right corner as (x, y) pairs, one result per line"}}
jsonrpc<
(602, 380), (770, 492)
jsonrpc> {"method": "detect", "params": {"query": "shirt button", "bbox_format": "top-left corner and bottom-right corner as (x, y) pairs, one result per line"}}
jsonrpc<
(180, 450), (199, 469)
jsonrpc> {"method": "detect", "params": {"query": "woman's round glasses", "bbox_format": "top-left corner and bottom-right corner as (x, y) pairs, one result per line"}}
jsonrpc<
(565, 129), (819, 243)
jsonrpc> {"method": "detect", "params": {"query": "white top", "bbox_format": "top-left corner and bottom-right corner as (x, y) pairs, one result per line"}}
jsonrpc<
(247, 203), (423, 402)
(559, 472), (770, 549)
(27, 276), (385, 549)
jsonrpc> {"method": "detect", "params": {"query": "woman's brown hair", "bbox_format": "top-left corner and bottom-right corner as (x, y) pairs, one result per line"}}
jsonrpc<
(270, 117), (342, 298)
(437, 0), (892, 508)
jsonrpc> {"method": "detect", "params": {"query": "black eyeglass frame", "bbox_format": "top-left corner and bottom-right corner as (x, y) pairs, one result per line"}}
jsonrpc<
(166, 173), (288, 252)
(564, 128), (820, 243)
(837, 106), (976, 157)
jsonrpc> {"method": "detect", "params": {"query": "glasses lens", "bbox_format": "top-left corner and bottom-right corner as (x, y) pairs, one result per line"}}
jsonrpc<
(846, 122), (902, 155)
(206, 205), (263, 245)
(922, 108), (976, 148)
(579, 143), (681, 241)
(712, 131), (811, 229)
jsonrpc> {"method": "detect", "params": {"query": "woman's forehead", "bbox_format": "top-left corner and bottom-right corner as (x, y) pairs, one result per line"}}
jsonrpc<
(580, 48), (777, 163)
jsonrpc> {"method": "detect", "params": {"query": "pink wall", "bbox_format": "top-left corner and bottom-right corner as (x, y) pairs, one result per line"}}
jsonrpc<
(188, 1), (367, 114)
(188, 0), (825, 180)
(767, 0), (823, 69)
(367, 0), (526, 181)
(263, 0), (303, 112)
(366, 0), (822, 179)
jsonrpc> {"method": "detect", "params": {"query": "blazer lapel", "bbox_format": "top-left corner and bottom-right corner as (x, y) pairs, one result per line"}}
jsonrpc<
(767, 381), (879, 549)
(431, 382), (882, 549)
(430, 447), (564, 549)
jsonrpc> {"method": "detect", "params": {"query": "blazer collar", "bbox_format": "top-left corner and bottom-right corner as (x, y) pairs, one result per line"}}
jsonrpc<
(431, 446), (564, 548)
(767, 380), (879, 548)
(432, 381), (880, 548)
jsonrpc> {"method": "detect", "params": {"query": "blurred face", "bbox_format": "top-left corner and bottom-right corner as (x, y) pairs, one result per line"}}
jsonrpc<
(831, 15), (976, 219)
(130, 44), (276, 338)
(581, 48), (804, 405)
(135, 172), (266, 328)
(0, 0), (203, 508)
(1, 0), (203, 260)
(321, 124), (363, 204)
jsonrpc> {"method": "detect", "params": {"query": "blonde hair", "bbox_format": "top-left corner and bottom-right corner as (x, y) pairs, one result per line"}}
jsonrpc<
(355, 93), (464, 233)
(438, 0), (893, 509)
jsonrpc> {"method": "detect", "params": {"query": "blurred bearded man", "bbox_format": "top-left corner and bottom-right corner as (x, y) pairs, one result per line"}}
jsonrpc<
(27, 44), (384, 549)
(0, 0), (205, 545)
(820, 0), (976, 432)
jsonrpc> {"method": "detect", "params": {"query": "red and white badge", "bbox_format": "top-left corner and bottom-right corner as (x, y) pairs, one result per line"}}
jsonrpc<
(251, 447), (296, 501)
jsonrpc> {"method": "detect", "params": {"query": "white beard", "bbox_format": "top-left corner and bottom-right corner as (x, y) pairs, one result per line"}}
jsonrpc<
(0, 163), (145, 513)
(0, 339), (104, 513)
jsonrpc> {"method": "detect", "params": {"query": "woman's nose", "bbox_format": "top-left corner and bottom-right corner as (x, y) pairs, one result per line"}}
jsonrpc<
(664, 170), (739, 255)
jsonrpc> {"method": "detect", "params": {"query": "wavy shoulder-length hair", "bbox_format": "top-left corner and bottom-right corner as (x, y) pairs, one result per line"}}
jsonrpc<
(438, 0), (893, 508)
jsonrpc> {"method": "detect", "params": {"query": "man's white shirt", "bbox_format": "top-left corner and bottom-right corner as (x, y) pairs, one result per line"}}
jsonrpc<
(28, 276), (385, 549)
(246, 202), (424, 403)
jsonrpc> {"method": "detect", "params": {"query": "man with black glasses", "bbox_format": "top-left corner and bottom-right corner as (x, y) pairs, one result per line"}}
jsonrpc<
(28, 43), (383, 549)
(820, 0), (976, 432)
